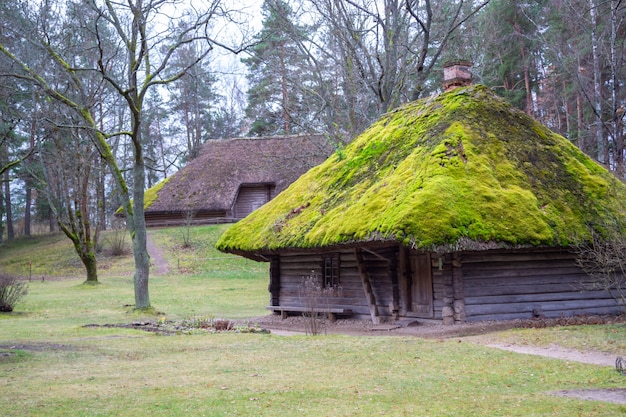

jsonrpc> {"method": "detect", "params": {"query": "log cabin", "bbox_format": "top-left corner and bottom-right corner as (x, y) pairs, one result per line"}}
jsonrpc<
(136, 135), (332, 227)
(216, 84), (626, 324)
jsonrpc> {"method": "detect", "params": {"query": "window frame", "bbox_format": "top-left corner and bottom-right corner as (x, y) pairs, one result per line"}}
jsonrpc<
(322, 254), (340, 289)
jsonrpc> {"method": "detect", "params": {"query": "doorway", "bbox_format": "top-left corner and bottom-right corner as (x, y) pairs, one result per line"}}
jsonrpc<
(409, 253), (433, 317)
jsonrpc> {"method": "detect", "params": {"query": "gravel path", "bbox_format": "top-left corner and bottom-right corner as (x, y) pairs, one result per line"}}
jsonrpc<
(483, 342), (617, 367)
(146, 232), (169, 275)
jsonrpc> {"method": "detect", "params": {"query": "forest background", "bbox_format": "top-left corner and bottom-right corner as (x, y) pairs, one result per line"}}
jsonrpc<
(1, 0), (625, 307)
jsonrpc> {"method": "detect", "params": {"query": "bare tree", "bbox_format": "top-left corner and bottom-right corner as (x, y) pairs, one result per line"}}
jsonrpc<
(274, 0), (489, 142)
(38, 120), (102, 284)
(0, 0), (249, 309)
(310, 0), (489, 113)
(576, 227), (626, 312)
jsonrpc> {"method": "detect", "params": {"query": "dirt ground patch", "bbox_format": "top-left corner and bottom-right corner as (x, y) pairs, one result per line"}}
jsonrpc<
(247, 312), (626, 339)
(247, 314), (517, 337)
(550, 388), (626, 404)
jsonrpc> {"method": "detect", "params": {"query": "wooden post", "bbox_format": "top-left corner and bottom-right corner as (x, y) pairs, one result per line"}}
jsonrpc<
(388, 248), (400, 320)
(269, 256), (281, 307)
(438, 255), (455, 325)
(452, 253), (465, 323)
(398, 246), (410, 316)
(355, 248), (380, 324)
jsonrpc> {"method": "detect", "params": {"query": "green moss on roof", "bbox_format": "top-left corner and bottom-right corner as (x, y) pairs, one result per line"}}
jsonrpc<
(144, 176), (172, 210)
(217, 85), (626, 254)
(115, 176), (172, 215)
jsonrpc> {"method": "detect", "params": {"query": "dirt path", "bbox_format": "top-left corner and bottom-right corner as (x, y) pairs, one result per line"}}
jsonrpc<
(470, 341), (626, 404)
(146, 232), (169, 275)
(473, 342), (626, 404)
(482, 342), (617, 367)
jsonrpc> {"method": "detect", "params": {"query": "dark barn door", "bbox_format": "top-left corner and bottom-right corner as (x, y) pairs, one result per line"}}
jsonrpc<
(409, 253), (433, 317)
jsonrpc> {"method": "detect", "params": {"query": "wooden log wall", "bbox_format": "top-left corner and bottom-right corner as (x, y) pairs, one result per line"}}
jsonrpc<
(276, 248), (398, 318)
(271, 246), (623, 323)
(145, 210), (229, 227)
(460, 249), (622, 321)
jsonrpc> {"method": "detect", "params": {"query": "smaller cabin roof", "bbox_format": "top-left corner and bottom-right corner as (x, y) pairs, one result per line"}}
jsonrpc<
(144, 135), (332, 214)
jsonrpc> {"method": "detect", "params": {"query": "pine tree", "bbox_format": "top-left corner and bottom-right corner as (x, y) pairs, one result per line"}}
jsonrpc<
(168, 40), (221, 160)
(477, 0), (545, 114)
(242, 0), (312, 136)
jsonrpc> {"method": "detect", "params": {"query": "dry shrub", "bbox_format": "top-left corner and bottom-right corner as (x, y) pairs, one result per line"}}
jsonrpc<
(0, 274), (28, 312)
(105, 220), (129, 256)
(213, 319), (233, 331)
(575, 226), (626, 312)
(300, 272), (342, 336)
(179, 210), (196, 248)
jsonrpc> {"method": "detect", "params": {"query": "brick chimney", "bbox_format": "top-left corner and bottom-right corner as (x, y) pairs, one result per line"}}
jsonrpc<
(443, 61), (472, 91)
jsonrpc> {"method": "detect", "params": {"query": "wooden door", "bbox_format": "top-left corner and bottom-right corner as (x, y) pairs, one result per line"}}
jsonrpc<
(234, 184), (272, 218)
(410, 253), (433, 317)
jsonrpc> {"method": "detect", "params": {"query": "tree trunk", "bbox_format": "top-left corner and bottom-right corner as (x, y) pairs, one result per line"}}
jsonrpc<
(25, 111), (36, 237)
(279, 43), (290, 133)
(132, 167), (151, 309)
(97, 159), (106, 232)
(81, 250), (98, 283)
(24, 183), (31, 236)
(562, 80), (571, 139)
(610, 0), (623, 173)
(577, 92), (585, 152)
(157, 116), (167, 179)
(131, 129), (151, 309)
(60, 222), (98, 284)
(589, 0), (605, 163)
(97, 103), (107, 232)
(0, 176), (4, 244)
(4, 171), (14, 241)
(49, 210), (55, 233)
(183, 80), (193, 158)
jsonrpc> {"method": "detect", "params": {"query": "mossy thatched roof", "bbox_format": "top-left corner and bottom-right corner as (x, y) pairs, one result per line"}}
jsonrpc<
(143, 135), (332, 214)
(216, 85), (626, 257)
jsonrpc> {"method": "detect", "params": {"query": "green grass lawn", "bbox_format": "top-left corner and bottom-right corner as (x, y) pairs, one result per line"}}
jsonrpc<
(1, 224), (625, 416)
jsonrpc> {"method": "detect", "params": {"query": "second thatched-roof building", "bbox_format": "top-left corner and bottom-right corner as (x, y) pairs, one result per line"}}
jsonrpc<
(140, 135), (332, 227)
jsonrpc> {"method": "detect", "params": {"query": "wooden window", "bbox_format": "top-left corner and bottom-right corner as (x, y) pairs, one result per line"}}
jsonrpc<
(323, 255), (340, 288)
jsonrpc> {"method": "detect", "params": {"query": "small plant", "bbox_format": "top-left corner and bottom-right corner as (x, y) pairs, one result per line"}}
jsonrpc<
(149, 316), (266, 334)
(169, 315), (239, 334)
(0, 274), (28, 312)
(213, 318), (233, 331)
(179, 210), (196, 248)
(105, 219), (129, 256)
(179, 314), (215, 330)
(300, 272), (341, 336)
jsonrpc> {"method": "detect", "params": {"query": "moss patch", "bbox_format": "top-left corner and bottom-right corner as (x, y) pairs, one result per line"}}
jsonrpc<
(143, 176), (172, 210)
(217, 85), (626, 254)
(116, 176), (174, 216)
